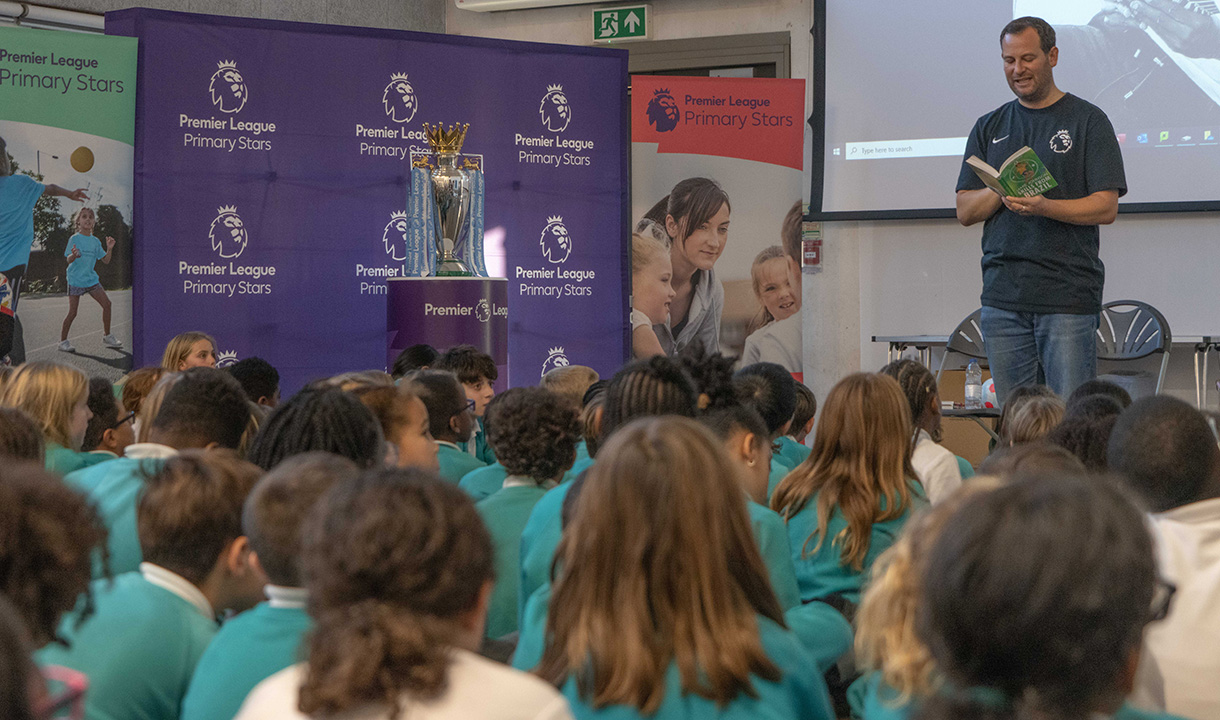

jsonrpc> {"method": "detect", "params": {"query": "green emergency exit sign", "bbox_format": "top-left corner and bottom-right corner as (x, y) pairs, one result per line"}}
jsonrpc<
(593, 5), (649, 42)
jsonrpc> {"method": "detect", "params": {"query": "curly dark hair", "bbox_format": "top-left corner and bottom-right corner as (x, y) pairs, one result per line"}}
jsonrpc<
(247, 387), (384, 471)
(486, 387), (581, 482)
(82, 377), (119, 452)
(299, 468), (493, 719)
(0, 407), (44, 462)
(0, 463), (108, 646)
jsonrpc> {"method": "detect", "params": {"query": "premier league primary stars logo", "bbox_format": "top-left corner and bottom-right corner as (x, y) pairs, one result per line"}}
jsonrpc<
(647, 88), (680, 133)
(542, 346), (570, 377)
(382, 212), (409, 262)
(540, 84), (572, 133)
(210, 206), (249, 260)
(383, 73), (419, 124)
(540, 215), (572, 264)
(209, 60), (248, 114)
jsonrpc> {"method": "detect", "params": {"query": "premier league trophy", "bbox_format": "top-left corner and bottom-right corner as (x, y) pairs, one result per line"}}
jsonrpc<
(404, 122), (487, 277)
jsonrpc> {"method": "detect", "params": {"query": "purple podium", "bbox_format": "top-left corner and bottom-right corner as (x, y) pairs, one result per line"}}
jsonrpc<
(387, 277), (509, 388)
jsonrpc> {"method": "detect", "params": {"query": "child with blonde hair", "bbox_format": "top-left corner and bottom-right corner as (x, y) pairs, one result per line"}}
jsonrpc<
(0, 361), (92, 474)
(1003, 394), (1066, 446)
(746, 245), (799, 335)
(162, 331), (218, 371)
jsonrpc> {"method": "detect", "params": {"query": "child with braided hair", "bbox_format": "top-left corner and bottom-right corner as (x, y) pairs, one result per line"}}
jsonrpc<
(246, 386), (385, 472)
(879, 359), (962, 504)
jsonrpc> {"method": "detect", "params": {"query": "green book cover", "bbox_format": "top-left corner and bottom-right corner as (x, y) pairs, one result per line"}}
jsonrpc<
(966, 146), (1058, 197)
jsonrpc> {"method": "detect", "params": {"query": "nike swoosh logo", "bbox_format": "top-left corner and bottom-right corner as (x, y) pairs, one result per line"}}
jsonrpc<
(992, 135), (1009, 144)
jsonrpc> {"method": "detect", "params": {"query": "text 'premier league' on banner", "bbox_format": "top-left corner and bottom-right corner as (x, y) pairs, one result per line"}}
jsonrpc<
(179, 60), (277, 152)
(0, 48), (126, 93)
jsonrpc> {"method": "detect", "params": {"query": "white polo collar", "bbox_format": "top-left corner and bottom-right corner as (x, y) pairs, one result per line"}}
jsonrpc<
(503, 475), (556, 490)
(123, 443), (179, 460)
(140, 562), (214, 619)
(265, 585), (308, 610)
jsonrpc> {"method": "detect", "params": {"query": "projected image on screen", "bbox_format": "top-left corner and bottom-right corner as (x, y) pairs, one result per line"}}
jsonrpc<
(821, 0), (1220, 215)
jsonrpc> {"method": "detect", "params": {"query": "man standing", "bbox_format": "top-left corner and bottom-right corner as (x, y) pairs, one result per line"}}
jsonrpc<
(0, 135), (89, 363)
(956, 17), (1126, 405)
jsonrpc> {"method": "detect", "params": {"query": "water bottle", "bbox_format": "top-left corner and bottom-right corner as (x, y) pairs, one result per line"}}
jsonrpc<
(964, 359), (983, 409)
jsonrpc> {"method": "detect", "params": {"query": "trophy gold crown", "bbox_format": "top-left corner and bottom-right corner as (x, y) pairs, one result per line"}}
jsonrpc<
(422, 122), (470, 155)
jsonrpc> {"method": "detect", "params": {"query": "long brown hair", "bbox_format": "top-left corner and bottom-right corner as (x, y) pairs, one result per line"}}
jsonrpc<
(771, 373), (916, 571)
(298, 469), (493, 719)
(537, 417), (783, 713)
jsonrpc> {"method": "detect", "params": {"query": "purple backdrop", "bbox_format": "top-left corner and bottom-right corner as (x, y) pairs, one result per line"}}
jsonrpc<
(106, 9), (629, 391)
(387, 277), (508, 390)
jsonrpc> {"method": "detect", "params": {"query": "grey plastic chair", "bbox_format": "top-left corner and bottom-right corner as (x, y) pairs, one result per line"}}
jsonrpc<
(1096, 300), (1171, 396)
(935, 308), (988, 387)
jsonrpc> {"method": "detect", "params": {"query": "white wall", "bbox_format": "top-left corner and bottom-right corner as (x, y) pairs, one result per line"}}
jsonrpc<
(448, 0), (1220, 407)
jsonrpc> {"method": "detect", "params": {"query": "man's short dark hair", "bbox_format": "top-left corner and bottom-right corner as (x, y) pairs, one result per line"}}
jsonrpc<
(151, 368), (250, 449)
(243, 452), (359, 587)
(792, 382), (817, 432)
(1108, 396), (1220, 512)
(82, 378), (119, 452)
(433, 344), (497, 385)
(733, 362), (797, 437)
(391, 344), (439, 379)
(138, 450), (263, 585)
(1002, 16), (1056, 54)
(225, 357), (279, 404)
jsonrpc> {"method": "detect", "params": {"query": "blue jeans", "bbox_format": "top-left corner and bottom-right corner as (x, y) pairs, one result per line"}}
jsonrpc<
(980, 306), (1098, 406)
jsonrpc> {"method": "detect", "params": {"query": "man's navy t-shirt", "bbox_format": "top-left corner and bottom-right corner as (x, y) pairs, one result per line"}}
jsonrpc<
(956, 93), (1126, 315)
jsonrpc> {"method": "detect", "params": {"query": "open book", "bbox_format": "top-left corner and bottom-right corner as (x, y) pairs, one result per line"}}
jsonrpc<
(966, 146), (1058, 197)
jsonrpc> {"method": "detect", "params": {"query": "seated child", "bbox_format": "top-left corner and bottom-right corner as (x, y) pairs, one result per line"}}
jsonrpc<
(80, 376), (134, 465)
(225, 357), (281, 408)
(771, 373), (928, 613)
(246, 386), (385, 471)
(460, 367), (599, 502)
(0, 462), (106, 649)
(777, 381), (815, 469)
(351, 385), (439, 470)
(880, 359), (962, 504)
(0, 407), (44, 463)
(402, 370), (485, 483)
(162, 331), (218, 371)
(390, 343), (438, 379)
(734, 362), (799, 499)
(0, 361), (92, 475)
(234, 468), (571, 720)
(181, 453), (361, 720)
(433, 345), (498, 464)
(64, 368), (250, 576)
(39, 451), (266, 720)
(476, 387), (580, 639)
(517, 417), (834, 719)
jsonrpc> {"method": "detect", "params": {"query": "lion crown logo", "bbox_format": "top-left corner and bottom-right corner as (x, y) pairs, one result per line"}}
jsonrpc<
(215, 350), (239, 368)
(383, 73), (418, 124)
(541, 346), (570, 378)
(540, 215), (572, 265)
(209, 60), (248, 114)
(1050, 129), (1073, 154)
(210, 206), (248, 260)
(540, 84), (572, 133)
(647, 88), (680, 133)
(382, 211), (409, 262)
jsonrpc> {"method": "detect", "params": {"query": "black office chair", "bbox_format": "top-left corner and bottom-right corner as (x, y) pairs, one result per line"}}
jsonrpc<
(935, 307), (988, 387)
(1096, 300), (1171, 397)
